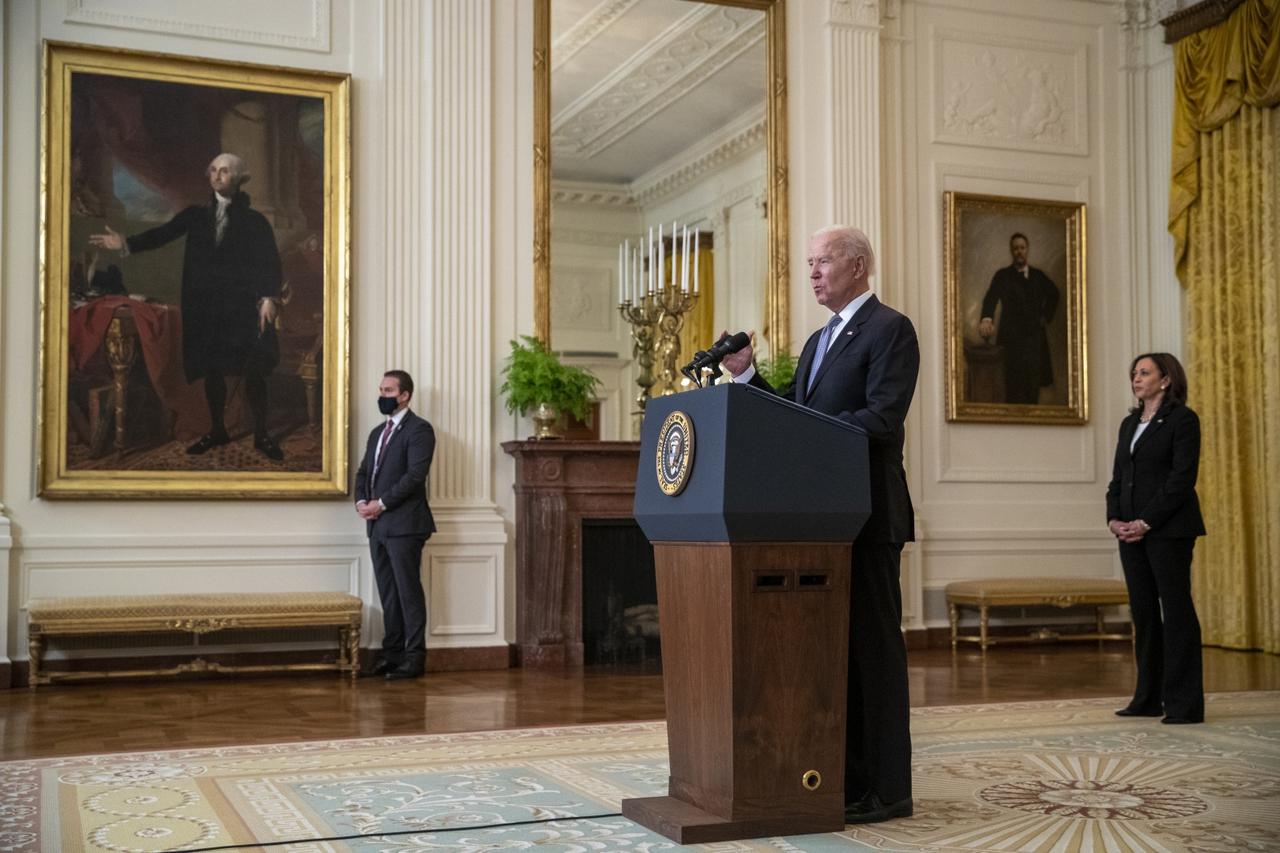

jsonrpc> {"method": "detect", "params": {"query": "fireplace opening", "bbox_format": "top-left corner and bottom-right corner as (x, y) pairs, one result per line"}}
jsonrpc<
(581, 519), (659, 667)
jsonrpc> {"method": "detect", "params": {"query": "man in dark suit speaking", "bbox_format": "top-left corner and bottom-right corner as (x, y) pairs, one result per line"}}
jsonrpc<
(721, 225), (919, 825)
(355, 370), (436, 680)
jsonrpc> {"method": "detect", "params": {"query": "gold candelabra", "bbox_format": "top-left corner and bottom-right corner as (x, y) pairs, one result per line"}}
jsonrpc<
(619, 297), (661, 415)
(654, 290), (699, 396)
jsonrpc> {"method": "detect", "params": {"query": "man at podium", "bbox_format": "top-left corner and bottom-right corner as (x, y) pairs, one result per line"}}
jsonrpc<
(721, 225), (919, 825)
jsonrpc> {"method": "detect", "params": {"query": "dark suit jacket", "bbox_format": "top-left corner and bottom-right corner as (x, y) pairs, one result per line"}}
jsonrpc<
(354, 409), (437, 538)
(750, 294), (919, 543)
(1106, 402), (1206, 538)
(980, 265), (1058, 385)
(126, 192), (281, 381)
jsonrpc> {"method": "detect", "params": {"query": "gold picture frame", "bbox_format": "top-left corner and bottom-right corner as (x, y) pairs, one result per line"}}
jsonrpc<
(944, 192), (1087, 425)
(39, 42), (350, 497)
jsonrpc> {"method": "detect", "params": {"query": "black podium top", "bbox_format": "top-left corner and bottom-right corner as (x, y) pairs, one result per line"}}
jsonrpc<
(634, 383), (870, 542)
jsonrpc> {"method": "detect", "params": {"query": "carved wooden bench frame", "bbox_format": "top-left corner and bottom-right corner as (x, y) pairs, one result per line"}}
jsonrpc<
(946, 579), (1134, 652)
(26, 593), (362, 687)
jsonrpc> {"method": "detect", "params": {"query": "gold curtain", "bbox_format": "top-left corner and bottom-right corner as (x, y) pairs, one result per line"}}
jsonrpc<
(1170, 0), (1280, 652)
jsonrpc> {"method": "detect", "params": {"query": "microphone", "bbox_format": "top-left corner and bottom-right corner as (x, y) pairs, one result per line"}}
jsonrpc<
(682, 331), (751, 375)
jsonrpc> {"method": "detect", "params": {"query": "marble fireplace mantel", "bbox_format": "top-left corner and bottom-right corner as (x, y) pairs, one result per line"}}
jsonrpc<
(502, 440), (642, 667)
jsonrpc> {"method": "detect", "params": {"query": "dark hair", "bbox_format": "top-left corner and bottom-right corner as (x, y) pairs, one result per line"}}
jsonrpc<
(1129, 352), (1187, 412)
(383, 369), (414, 398)
(1009, 232), (1029, 247)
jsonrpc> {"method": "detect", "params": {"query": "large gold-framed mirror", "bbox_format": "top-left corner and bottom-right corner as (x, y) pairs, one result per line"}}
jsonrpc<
(533, 0), (789, 368)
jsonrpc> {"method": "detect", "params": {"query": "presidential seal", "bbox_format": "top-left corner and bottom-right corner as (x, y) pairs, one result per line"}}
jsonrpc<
(656, 410), (694, 496)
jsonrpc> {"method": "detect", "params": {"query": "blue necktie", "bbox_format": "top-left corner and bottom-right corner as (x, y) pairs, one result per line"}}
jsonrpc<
(806, 314), (843, 393)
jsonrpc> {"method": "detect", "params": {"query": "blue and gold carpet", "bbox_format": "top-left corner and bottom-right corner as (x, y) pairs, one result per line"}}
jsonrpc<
(3, 692), (1277, 851)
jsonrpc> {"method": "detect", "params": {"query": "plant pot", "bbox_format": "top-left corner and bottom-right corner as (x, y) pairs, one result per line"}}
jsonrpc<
(531, 402), (562, 440)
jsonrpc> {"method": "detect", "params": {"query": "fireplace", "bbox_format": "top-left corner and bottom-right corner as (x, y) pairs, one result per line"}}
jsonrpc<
(502, 440), (643, 667)
(581, 519), (659, 666)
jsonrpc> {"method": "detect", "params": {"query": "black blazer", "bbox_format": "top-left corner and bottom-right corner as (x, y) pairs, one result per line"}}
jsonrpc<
(1105, 402), (1205, 538)
(750, 294), (919, 543)
(354, 409), (437, 538)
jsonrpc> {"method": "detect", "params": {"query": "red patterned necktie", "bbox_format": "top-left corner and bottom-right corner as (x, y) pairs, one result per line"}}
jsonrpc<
(371, 420), (394, 498)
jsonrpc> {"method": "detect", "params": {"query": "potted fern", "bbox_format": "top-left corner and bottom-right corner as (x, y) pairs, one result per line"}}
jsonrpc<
(755, 350), (798, 391)
(500, 336), (601, 439)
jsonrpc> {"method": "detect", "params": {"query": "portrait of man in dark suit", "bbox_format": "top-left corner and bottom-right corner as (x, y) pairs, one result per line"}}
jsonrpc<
(977, 232), (1060, 404)
(721, 225), (919, 825)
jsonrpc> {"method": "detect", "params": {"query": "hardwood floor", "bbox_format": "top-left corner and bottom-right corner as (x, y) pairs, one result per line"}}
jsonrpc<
(1, 645), (1276, 761)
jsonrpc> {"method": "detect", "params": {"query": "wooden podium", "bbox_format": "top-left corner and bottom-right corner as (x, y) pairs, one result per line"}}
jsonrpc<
(624, 383), (871, 844)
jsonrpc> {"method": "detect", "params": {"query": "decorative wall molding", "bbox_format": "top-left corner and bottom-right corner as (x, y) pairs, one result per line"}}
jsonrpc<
(551, 109), (765, 209)
(551, 181), (634, 207)
(830, 13), (882, 257)
(427, 553), (499, 636)
(933, 28), (1088, 156)
(550, 267), (615, 332)
(828, 0), (881, 29)
(551, 5), (764, 159)
(63, 0), (331, 52)
(630, 109), (765, 205)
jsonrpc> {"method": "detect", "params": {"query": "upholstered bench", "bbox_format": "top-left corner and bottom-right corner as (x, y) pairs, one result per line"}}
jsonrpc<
(25, 592), (362, 687)
(945, 578), (1132, 651)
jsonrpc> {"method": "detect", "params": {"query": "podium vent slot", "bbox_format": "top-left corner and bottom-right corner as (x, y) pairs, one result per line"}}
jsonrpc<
(753, 572), (790, 591)
(797, 573), (830, 589)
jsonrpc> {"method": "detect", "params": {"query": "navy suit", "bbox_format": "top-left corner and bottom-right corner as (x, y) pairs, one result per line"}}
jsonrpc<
(355, 409), (436, 666)
(750, 293), (919, 805)
(1106, 402), (1205, 720)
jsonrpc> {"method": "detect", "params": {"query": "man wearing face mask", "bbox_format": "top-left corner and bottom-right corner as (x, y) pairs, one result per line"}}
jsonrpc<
(355, 370), (436, 680)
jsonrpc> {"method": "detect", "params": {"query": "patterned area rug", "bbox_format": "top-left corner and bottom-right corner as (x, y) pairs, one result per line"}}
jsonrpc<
(2, 692), (1277, 852)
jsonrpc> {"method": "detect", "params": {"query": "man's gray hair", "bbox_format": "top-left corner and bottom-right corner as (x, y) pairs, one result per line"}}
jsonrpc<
(208, 152), (251, 187)
(812, 225), (876, 278)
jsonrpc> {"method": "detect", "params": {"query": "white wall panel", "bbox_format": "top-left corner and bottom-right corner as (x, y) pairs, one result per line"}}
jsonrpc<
(63, 0), (331, 52)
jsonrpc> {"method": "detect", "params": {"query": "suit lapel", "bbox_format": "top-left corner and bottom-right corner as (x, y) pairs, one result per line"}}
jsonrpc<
(805, 295), (877, 401)
(1130, 406), (1169, 456)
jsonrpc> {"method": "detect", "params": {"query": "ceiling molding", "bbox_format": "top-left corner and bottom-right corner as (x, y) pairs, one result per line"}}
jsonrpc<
(630, 106), (766, 205)
(552, 5), (765, 161)
(551, 0), (643, 72)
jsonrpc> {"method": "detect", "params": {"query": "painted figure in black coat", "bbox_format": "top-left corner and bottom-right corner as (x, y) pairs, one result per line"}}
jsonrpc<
(1107, 352), (1206, 724)
(89, 153), (284, 460)
(722, 225), (919, 825)
(978, 233), (1059, 404)
(355, 370), (437, 680)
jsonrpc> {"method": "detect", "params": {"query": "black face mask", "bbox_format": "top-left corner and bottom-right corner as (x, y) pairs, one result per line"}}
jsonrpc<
(377, 396), (399, 416)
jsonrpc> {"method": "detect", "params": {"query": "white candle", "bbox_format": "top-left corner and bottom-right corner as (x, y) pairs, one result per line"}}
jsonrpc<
(632, 247), (639, 303)
(648, 227), (655, 293)
(658, 223), (666, 291)
(693, 229), (700, 293)
(681, 225), (690, 293)
(623, 239), (631, 302)
(618, 243), (624, 304)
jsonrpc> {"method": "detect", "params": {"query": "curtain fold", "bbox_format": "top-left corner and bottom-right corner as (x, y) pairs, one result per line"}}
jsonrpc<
(1171, 0), (1280, 652)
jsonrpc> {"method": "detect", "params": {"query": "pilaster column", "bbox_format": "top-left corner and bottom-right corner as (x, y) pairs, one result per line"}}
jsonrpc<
(1121, 0), (1180, 355)
(425, 0), (498, 515)
(379, 0), (506, 653)
(827, 0), (883, 266)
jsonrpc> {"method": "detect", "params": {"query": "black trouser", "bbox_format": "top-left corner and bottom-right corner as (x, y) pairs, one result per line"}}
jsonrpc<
(370, 532), (429, 664)
(845, 540), (911, 804)
(1118, 537), (1204, 720)
(204, 369), (269, 437)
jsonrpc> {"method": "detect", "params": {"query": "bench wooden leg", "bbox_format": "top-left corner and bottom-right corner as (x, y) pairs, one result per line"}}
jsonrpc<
(1095, 606), (1105, 637)
(979, 605), (990, 652)
(948, 602), (959, 651)
(28, 634), (43, 688)
(343, 622), (361, 683)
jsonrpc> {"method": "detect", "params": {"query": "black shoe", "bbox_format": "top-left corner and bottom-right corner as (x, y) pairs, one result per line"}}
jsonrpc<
(1115, 706), (1162, 717)
(361, 657), (398, 678)
(1161, 716), (1202, 724)
(187, 431), (231, 455)
(844, 792), (913, 824)
(385, 662), (425, 681)
(255, 434), (284, 461)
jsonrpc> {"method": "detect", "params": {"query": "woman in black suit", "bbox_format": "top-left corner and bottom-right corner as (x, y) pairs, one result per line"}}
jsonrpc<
(1106, 352), (1206, 724)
